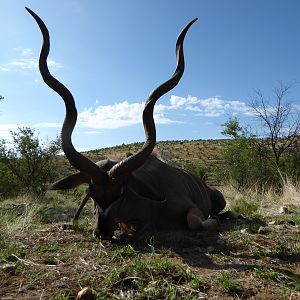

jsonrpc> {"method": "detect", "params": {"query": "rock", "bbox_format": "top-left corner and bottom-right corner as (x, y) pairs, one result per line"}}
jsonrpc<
(257, 226), (271, 234)
(240, 228), (249, 234)
(287, 220), (296, 225)
(268, 219), (295, 226)
(62, 223), (73, 230)
(76, 287), (94, 300)
(279, 206), (289, 214)
(1, 263), (16, 275)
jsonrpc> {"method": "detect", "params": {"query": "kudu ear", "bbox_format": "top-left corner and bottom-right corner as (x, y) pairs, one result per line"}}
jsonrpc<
(49, 172), (89, 190)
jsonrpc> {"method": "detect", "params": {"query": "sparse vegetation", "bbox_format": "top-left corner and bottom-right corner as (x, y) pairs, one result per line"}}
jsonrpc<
(252, 266), (292, 285)
(52, 292), (71, 300)
(228, 197), (259, 216)
(1, 242), (26, 262)
(215, 271), (238, 294)
(0, 139), (299, 299)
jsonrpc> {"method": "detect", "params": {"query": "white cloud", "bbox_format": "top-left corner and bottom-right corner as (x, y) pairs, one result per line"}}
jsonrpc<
(35, 122), (62, 128)
(170, 95), (198, 108)
(293, 104), (300, 111)
(73, 95), (252, 130)
(6, 58), (38, 70)
(0, 66), (10, 72)
(78, 101), (179, 129)
(0, 124), (24, 140)
(78, 101), (143, 129)
(21, 48), (34, 57)
(29, 95), (253, 132)
(2, 58), (61, 72)
(169, 95), (251, 117)
(77, 130), (103, 135)
(0, 47), (62, 73)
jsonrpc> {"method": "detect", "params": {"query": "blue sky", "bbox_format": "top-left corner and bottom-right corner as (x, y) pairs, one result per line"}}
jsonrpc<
(0, 0), (299, 151)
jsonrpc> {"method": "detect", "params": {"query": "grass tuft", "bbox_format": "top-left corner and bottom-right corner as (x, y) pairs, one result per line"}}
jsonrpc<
(215, 271), (238, 294)
(37, 243), (59, 265)
(113, 245), (137, 259)
(229, 197), (259, 216)
(51, 291), (70, 300)
(252, 266), (291, 285)
(1, 242), (26, 262)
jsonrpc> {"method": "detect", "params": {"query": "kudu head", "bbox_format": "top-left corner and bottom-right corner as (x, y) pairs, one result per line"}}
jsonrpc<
(26, 7), (197, 211)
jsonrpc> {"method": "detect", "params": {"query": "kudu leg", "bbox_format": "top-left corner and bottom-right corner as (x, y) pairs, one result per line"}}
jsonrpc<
(187, 208), (219, 232)
(73, 192), (90, 222)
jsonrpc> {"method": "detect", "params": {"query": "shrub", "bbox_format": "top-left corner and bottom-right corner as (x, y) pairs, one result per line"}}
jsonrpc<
(0, 127), (60, 196)
(218, 117), (299, 190)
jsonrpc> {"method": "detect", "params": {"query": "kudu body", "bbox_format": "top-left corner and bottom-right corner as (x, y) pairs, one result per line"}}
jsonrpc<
(27, 8), (226, 239)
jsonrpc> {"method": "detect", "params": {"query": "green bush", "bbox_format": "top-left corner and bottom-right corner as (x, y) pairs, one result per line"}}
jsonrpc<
(279, 153), (300, 179)
(0, 163), (20, 197)
(217, 137), (271, 189)
(229, 197), (259, 216)
(0, 127), (60, 196)
(218, 117), (299, 190)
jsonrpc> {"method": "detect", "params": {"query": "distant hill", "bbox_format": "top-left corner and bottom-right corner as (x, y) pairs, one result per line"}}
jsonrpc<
(53, 139), (231, 186)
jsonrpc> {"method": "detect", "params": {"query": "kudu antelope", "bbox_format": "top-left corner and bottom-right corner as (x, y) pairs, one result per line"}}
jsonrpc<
(27, 8), (226, 239)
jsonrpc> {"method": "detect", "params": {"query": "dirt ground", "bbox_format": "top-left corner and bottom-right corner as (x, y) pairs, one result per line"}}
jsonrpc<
(0, 215), (299, 299)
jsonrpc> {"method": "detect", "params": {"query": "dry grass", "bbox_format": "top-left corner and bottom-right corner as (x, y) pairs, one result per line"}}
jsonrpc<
(0, 180), (299, 299)
(221, 179), (300, 218)
(282, 178), (300, 205)
(0, 195), (42, 238)
(0, 139), (299, 299)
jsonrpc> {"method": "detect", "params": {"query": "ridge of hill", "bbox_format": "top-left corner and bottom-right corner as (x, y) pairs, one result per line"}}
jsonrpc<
(54, 139), (230, 186)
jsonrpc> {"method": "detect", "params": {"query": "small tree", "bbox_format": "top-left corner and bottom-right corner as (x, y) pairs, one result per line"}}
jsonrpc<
(250, 82), (300, 168)
(221, 117), (243, 138)
(218, 117), (272, 189)
(0, 127), (60, 196)
(220, 109), (300, 190)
